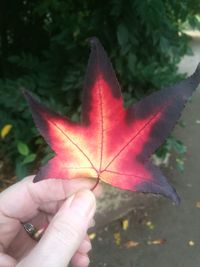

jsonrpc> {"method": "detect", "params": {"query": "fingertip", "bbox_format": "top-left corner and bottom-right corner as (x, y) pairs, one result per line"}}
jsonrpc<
(68, 189), (96, 218)
(77, 189), (96, 205)
(71, 253), (90, 267)
(78, 239), (92, 254)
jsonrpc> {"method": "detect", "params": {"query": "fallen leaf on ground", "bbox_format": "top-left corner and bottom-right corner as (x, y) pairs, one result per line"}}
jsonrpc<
(146, 221), (155, 230)
(114, 232), (121, 246)
(188, 240), (195, 246)
(122, 219), (129, 230)
(147, 239), (166, 245)
(124, 240), (139, 248)
(196, 201), (200, 208)
(89, 233), (96, 240)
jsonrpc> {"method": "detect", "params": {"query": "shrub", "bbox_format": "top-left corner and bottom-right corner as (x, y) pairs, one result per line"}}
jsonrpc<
(0, 0), (200, 178)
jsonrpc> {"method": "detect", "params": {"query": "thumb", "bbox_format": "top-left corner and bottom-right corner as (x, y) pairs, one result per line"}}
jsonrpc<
(18, 189), (96, 267)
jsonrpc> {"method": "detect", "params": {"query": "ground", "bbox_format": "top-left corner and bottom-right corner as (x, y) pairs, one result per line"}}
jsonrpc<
(89, 33), (200, 267)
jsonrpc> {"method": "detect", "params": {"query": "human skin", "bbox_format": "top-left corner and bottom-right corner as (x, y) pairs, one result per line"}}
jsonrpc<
(0, 176), (100, 267)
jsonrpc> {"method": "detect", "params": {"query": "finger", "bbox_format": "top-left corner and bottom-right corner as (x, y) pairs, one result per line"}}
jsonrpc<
(71, 236), (92, 267)
(7, 224), (36, 261)
(78, 236), (92, 254)
(39, 181), (102, 214)
(71, 252), (90, 267)
(17, 189), (96, 267)
(71, 235), (92, 267)
(0, 252), (17, 267)
(0, 176), (99, 251)
(0, 175), (100, 222)
(46, 214), (95, 229)
(89, 218), (95, 228)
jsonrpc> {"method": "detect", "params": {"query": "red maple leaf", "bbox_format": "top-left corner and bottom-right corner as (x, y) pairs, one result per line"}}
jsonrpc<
(24, 37), (200, 204)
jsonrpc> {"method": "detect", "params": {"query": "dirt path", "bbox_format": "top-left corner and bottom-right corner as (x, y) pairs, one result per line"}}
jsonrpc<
(89, 34), (200, 267)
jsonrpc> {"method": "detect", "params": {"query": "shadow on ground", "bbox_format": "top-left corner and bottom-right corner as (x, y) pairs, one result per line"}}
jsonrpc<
(89, 33), (200, 267)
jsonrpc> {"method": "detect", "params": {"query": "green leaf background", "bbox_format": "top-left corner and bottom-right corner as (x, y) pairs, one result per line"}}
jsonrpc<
(0, 0), (199, 177)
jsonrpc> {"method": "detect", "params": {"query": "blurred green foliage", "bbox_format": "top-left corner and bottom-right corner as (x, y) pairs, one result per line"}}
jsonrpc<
(0, 0), (200, 177)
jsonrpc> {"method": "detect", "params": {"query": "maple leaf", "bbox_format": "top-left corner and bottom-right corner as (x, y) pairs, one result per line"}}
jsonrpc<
(24, 37), (200, 204)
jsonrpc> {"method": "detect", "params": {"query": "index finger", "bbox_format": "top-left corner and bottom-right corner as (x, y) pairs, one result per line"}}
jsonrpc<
(0, 175), (100, 222)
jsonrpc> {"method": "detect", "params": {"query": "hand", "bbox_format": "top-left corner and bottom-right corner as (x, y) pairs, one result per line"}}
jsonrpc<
(0, 176), (99, 267)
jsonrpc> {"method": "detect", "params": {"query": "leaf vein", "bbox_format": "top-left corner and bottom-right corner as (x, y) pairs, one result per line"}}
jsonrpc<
(104, 109), (162, 170)
(49, 120), (97, 171)
(104, 169), (164, 188)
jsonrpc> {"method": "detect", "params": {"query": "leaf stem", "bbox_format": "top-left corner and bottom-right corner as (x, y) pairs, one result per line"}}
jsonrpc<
(91, 176), (100, 191)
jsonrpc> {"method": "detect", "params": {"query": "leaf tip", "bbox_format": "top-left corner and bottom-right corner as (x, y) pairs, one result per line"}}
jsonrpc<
(33, 174), (41, 183)
(171, 191), (181, 206)
(22, 89), (32, 101)
(191, 62), (200, 82)
(88, 36), (100, 46)
(162, 183), (181, 205)
(196, 62), (200, 72)
(23, 90), (42, 111)
(20, 87), (30, 99)
(88, 36), (103, 53)
(166, 185), (180, 205)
